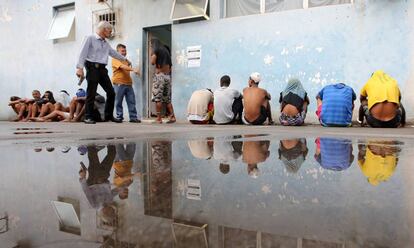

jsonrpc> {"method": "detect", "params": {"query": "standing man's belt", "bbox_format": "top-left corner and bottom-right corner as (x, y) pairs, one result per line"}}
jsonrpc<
(85, 61), (106, 69)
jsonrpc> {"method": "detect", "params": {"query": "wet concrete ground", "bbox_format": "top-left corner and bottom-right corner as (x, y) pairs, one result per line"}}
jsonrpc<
(0, 122), (414, 247)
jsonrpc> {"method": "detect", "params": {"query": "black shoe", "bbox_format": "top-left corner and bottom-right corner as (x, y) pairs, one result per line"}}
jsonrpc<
(105, 117), (122, 123)
(84, 118), (96, 124)
(129, 119), (141, 123)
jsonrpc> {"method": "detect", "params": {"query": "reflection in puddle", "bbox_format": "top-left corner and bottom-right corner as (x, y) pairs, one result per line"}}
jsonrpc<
(0, 136), (413, 247)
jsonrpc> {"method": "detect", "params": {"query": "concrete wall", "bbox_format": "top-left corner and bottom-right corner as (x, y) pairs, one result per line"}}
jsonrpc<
(0, 0), (172, 120)
(1, 0), (413, 122)
(172, 0), (414, 121)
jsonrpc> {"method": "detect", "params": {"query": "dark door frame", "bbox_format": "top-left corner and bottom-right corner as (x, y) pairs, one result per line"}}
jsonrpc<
(142, 24), (172, 118)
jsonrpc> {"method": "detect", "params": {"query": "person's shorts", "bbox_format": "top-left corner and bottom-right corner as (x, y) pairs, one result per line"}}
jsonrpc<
(242, 106), (268, 125)
(363, 105), (402, 128)
(152, 73), (171, 104)
(279, 112), (305, 126)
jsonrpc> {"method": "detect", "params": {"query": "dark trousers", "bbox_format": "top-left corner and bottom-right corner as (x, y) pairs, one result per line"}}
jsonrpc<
(232, 97), (243, 123)
(85, 62), (115, 120)
(86, 145), (116, 186)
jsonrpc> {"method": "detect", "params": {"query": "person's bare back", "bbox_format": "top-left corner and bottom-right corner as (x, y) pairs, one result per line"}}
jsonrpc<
(370, 102), (399, 121)
(243, 87), (269, 122)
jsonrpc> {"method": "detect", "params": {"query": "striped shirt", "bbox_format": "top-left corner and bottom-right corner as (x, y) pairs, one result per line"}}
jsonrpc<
(317, 83), (356, 126)
(77, 34), (126, 69)
(316, 138), (353, 171)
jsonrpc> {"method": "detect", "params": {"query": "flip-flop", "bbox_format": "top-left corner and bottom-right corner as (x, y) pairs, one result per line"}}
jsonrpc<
(166, 118), (176, 124)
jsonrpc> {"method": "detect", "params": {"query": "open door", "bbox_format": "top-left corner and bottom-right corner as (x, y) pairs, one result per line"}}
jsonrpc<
(143, 25), (172, 118)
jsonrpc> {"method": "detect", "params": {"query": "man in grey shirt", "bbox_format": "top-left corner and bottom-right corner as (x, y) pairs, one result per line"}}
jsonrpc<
(76, 21), (127, 124)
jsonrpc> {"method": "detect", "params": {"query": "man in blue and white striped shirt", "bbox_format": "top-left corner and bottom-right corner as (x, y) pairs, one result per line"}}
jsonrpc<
(316, 83), (356, 127)
(76, 21), (128, 124)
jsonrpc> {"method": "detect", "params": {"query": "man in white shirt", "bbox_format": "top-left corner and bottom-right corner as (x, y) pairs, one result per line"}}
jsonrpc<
(213, 75), (243, 124)
(187, 89), (214, 124)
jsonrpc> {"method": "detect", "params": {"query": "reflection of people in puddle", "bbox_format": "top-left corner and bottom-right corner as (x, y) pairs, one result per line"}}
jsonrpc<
(358, 141), (401, 186)
(278, 138), (308, 173)
(113, 143), (140, 199)
(79, 145), (119, 224)
(242, 139), (270, 178)
(314, 138), (354, 171)
(214, 136), (243, 174)
(188, 139), (214, 160)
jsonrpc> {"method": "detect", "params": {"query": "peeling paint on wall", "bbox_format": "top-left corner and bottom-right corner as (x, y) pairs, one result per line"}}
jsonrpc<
(263, 54), (274, 65)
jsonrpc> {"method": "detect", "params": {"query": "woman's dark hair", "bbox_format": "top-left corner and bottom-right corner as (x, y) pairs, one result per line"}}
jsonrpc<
(10, 96), (21, 101)
(42, 91), (56, 104)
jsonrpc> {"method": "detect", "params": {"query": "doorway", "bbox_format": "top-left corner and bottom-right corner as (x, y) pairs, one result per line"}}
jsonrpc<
(143, 25), (172, 118)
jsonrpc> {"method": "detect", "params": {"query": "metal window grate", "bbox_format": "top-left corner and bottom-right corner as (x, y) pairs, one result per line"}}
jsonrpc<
(93, 9), (120, 38)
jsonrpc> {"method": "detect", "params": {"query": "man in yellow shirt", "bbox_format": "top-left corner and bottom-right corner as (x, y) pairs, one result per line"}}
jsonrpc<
(112, 44), (141, 123)
(358, 70), (406, 128)
(358, 141), (400, 186)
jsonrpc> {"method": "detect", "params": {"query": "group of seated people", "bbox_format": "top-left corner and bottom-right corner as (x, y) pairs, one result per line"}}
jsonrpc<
(9, 88), (105, 122)
(187, 70), (406, 128)
(188, 136), (400, 186)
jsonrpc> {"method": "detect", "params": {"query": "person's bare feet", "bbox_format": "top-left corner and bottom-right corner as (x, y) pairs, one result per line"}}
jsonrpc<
(30, 117), (45, 122)
(155, 117), (163, 124)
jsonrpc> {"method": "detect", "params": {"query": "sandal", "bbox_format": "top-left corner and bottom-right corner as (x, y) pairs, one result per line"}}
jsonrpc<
(166, 115), (176, 124)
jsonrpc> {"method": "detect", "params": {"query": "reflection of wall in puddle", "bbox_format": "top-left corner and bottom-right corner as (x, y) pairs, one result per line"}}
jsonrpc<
(0, 142), (175, 247)
(172, 138), (411, 247)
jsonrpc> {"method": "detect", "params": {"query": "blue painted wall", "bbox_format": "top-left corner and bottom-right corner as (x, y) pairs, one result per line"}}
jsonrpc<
(172, 0), (414, 122)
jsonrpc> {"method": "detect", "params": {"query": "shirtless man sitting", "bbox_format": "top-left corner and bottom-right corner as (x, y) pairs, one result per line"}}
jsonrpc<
(242, 72), (273, 125)
(358, 70), (406, 128)
(242, 136), (270, 178)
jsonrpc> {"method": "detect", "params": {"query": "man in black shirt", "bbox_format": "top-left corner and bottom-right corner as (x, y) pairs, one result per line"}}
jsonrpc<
(150, 39), (176, 124)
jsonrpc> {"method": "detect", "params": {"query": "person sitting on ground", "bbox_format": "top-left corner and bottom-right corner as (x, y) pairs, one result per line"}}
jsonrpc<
(213, 75), (243, 124)
(314, 138), (354, 171)
(35, 91), (56, 118)
(316, 83), (356, 127)
(279, 78), (310, 126)
(67, 88), (87, 122)
(32, 93), (104, 122)
(18, 90), (42, 121)
(358, 140), (401, 186)
(54, 90), (71, 112)
(8, 96), (27, 121)
(278, 138), (308, 173)
(242, 137), (270, 178)
(242, 72), (273, 125)
(358, 70), (406, 128)
(187, 89), (214, 124)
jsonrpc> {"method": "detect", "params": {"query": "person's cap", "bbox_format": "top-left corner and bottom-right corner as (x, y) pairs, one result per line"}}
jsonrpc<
(77, 145), (87, 155)
(76, 88), (86, 97)
(249, 72), (261, 83)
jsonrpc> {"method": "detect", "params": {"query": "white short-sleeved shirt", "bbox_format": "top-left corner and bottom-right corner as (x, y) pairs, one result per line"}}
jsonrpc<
(213, 87), (241, 124)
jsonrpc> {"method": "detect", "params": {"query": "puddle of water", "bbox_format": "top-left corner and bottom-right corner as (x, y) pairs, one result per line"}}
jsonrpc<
(0, 136), (413, 247)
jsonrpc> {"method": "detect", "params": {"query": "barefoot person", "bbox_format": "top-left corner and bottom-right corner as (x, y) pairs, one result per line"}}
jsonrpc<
(150, 39), (176, 124)
(242, 72), (273, 125)
(8, 96), (27, 121)
(76, 21), (128, 124)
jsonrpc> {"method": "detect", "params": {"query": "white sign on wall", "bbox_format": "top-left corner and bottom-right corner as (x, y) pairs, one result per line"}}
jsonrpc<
(186, 178), (201, 200)
(186, 45), (202, 68)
